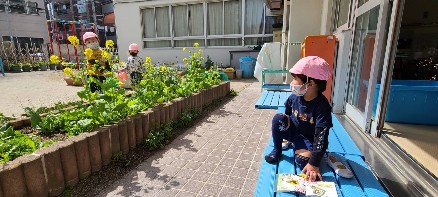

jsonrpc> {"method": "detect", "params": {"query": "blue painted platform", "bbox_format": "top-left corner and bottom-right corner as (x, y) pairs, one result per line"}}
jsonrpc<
(255, 90), (291, 109)
(254, 106), (389, 197)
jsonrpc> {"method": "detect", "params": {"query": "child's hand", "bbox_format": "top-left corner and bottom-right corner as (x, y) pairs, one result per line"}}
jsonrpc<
(302, 163), (322, 182)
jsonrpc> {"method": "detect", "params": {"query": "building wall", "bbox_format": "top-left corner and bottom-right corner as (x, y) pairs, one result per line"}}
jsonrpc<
(285, 0), (324, 82)
(114, 0), (260, 65)
(0, 0), (49, 43)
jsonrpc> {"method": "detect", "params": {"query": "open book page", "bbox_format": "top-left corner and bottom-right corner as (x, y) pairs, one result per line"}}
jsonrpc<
(275, 174), (306, 194)
(305, 182), (338, 197)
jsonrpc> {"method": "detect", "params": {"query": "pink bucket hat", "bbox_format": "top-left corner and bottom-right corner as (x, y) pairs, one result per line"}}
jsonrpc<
(289, 56), (331, 80)
(129, 43), (139, 51)
(82, 32), (98, 42)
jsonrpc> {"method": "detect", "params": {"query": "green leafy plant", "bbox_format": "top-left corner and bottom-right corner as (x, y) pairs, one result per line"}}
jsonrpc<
(204, 56), (214, 70)
(228, 89), (238, 97)
(0, 123), (50, 164)
(112, 152), (132, 167)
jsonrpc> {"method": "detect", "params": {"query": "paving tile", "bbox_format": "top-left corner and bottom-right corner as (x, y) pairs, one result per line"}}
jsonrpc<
(224, 176), (245, 189)
(165, 177), (189, 190)
(210, 149), (226, 157)
(246, 169), (259, 180)
(234, 160), (252, 169)
(205, 156), (222, 164)
(155, 188), (180, 197)
(179, 152), (197, 160)
(214, 165), (233, 175)
(199, 183), (223, 196)
(192, 154), (208, 162)
(207, 173), (228, 186)
(182, 180), (205, 194)
(229, 167), (248, 178)
(191, 171), (212, 182)
(183, 161), (203, 170)
(172, 159), (190, 168)
(218, 186), (242, 197)
(176, 190), (198, 197)
(242, 179), (257, 192)
(238, 153), (255, 161)
(223, 151), (240, 159)
(219, 158), (236, 167)
(176, 168), (196, 179)
(198, 163), (218, 173)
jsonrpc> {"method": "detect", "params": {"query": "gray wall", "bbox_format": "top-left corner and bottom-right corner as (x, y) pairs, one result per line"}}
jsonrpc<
(0, 0), (49, 43)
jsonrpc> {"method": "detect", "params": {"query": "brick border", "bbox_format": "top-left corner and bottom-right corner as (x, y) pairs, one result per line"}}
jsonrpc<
(0, 81), (230, 197)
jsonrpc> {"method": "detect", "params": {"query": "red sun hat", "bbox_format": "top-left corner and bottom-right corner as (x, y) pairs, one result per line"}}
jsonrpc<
(289, 56), (331, 80)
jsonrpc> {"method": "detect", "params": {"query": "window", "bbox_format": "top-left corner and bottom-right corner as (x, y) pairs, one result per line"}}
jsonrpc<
(331, 0), (352, 32)
(141, 0), (273, 48)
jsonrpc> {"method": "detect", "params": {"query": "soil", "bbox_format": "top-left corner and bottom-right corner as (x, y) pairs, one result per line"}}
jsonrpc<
(60, 95), (235, 197)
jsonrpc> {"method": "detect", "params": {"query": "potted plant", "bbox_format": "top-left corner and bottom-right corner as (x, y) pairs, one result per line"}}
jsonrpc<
(22, 62), (32, 72)
(50, 55), (61, 70)
(63, 68), (74, 86)
(9, 63), (22, 73)
(224, 67), (235, 79)
(63, 67), (84, 86)
(31, 63), (39, 71)
(39, 61), (48, 71)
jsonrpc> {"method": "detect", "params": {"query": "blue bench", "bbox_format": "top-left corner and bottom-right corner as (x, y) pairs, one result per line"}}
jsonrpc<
(254, 107), (389, 197)
(255, 90), (291, 109)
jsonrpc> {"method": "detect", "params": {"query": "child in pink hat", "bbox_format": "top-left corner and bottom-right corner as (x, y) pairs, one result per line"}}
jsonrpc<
(121, 43), (144, 87)
(82, 32), (111, 92)
(264, 56), (333, 182)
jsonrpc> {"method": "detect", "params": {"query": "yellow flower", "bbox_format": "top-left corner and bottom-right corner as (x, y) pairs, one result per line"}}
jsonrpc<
(63, 67), (73, 77)
(105, 40), (115, 49)
(102, 50), (111, 61)
(145, 56), (152, 64)
(183, 47), (187, 52)
(50, 55), (60, 64)
(160, 66), (168, 72)
(193, 43), (199, 47)
(198, 49), (203, 53)
(117, 81), (123, 86)
(68, 36), (79, 47)
(84, 48), (93, 59)
(183, 58), (188, 62)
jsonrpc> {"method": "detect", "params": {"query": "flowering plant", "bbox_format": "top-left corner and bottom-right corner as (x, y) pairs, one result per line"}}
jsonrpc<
(50, 55), (61, 64)
(68, 36), (80, 47)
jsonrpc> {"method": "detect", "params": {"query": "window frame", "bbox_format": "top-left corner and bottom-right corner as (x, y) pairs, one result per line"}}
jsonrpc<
(141, 0), (273, 49)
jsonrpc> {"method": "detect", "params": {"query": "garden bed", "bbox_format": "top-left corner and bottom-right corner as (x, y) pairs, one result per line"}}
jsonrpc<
(0, 81), (230, 197)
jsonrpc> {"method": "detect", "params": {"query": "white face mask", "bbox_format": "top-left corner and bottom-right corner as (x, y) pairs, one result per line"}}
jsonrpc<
(290, 83), (308, 96)
(87, 42), (99, 50)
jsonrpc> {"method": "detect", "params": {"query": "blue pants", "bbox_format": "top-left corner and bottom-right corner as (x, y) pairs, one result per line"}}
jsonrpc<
(272, 114), (313, 168)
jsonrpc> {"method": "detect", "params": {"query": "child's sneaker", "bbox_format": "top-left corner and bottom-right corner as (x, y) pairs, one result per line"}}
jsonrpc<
(265, 149), (281, 164)
(327, 153), (353, 178)
(282, 140), (291, 150)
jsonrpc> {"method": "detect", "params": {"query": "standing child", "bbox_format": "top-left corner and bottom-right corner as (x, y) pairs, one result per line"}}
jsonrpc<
(123, 43), (144, 87)
(264, 56), (333, 182)
(82, 32), (111, 92)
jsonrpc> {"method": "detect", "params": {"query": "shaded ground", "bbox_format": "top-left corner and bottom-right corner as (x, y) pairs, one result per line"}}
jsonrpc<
(62, 80), (273, 197)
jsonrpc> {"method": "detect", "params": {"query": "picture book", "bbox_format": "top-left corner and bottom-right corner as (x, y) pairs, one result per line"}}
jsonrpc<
(276, 174), (338, 197)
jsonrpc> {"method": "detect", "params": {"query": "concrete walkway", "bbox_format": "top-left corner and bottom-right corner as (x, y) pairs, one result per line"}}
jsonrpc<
(98, 81), (274, 197)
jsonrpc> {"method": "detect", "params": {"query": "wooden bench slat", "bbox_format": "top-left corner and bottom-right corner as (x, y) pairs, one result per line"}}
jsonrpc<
(262, 91), (275, 109)
(331, 114), (364, 157)
(330, 153), (367, 197)
(271, 91), (281, 108)
(255, 90), (270, 109)
(254, 146), (278, 197)
(345, 155), (389, 197)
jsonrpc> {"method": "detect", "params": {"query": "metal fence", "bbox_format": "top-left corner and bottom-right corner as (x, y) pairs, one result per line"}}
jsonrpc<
(0, 41), (49, 69)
